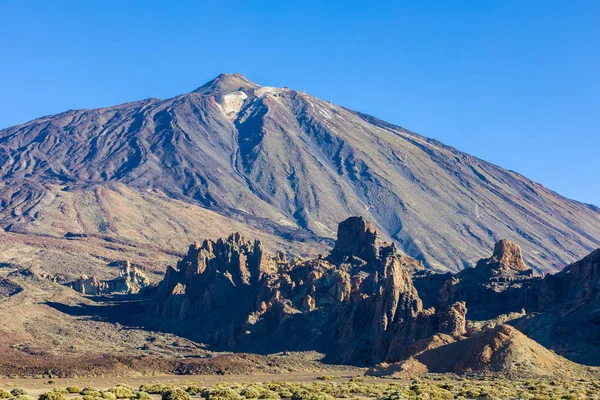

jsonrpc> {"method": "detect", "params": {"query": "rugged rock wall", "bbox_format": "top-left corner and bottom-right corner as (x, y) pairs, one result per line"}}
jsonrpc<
(150, 216), (600, 367)
(152, 217), (465, 364)
(538, 249), (600, 310)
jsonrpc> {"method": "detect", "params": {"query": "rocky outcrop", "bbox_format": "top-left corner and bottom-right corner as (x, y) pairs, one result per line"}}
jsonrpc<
(483, 239), (528, 271)
(154, 233), (274, 321)
(151, 217), (466, 364)
(149, 215), (600, 369)
(70, 261), (149, 295)
(329, 217), (379, 263)
(430, 240), (539, 320)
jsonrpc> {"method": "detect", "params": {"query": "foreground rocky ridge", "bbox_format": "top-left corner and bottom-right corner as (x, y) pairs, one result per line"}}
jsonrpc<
(153, 217), (461, 364)
(150, 216), (600, 375)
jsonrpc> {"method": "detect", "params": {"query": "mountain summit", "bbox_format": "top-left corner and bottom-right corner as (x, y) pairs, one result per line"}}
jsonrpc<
(0, 73), (598, 272)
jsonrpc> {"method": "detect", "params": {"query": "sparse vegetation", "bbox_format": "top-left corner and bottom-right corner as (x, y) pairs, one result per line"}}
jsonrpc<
(6, 377), (598, 400)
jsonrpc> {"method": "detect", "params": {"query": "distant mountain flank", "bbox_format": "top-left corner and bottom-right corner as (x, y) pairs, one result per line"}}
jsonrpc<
(1, 73), (598, 272)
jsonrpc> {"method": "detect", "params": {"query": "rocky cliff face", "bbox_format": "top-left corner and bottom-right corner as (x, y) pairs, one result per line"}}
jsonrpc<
(151, 217), (465, 364)
(538, 248), (600, 310)
(148, 215), (600, 369)
(1, 73), (598, 272)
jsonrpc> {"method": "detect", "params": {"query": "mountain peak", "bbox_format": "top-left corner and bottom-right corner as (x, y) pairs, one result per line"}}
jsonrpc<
(193, 73), (260, 95)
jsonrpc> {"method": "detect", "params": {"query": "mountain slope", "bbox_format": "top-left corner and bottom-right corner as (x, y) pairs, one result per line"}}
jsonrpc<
(1, 73), (598, 272)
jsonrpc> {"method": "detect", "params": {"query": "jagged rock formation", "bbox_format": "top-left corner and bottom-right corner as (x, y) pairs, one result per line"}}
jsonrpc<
(152, 217), (465, 364)
(1, 73), (598, 272)
(152, 223), (600, 370)
(417, 239), (540, 320)
(70, 261), (150, 295)
(155, 233), (274, 321)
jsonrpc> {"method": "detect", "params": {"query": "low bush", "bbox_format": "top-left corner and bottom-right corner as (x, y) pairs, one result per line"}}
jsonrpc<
(201, 387), (242, 400)
(101, 392), (116, 400)
(161, 389), (190, 400)
(108, 387), (135, 399)
(67, 387), (82, 394)
(38, 392), (66, 400)
(240, 387), (262, 399)
(136, 393), (152, 400)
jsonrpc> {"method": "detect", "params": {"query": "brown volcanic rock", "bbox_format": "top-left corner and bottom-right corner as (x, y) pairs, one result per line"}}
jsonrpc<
(432, 239), (539, 320)
(151, 217), (462, 364)
(154, 232), (274, 321)
(539, 248), (600, 309)
(329, 216), (379, 263)
(487, 239), (527, 271)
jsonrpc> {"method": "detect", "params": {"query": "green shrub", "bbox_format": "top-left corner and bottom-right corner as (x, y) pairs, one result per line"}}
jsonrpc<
(0, 390), (10, 399)
(67, 388), (82, 394)
(52, 389), (69, 395)
(290, 390), (334, 400)
(240, 387), (262, 399)
(161, 389), (191, 400)
(140, 385), (173, 395)
(201, 388), (241, 400)
(38, 393), (66, 400)
(82, 396), (101, 400)
(136, 393), (152, 400)
(13, 396), (35, 400)
(80, 388), (100, 396)
(101, 392), (117, 400)
(108, 387), (135, 399)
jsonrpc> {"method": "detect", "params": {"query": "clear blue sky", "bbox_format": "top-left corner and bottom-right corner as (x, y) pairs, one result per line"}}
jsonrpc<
(1, 1), (598, 206)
